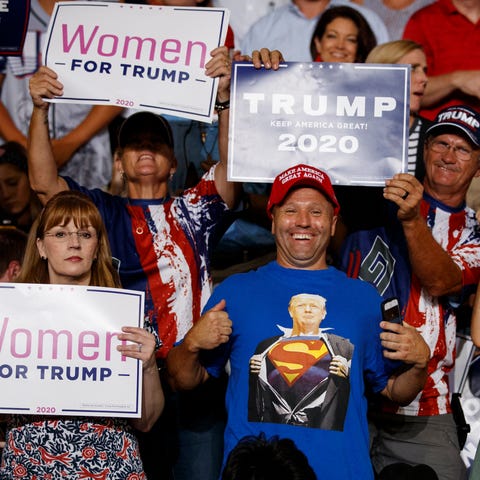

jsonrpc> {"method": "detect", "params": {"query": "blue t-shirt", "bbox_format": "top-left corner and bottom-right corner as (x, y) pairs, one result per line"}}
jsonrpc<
(202, 261), (388, 479)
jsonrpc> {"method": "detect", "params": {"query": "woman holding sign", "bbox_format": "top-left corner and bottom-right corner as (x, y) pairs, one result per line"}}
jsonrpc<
(0, 190), (164, 479)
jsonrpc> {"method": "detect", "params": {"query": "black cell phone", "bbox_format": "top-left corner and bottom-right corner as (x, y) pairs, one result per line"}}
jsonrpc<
(381, 297), (402, 325)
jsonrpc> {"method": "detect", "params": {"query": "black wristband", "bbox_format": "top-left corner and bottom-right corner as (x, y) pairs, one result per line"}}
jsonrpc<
(215, 99), (230, 112)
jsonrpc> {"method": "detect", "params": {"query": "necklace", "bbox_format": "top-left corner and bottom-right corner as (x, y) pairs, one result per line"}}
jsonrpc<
(126, 200), (147, 236)
(126, 196), (171, 236)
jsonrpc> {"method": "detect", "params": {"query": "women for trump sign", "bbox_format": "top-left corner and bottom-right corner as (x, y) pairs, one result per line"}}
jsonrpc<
(43, 2), (230, 122)
(0, 284), (145, 418)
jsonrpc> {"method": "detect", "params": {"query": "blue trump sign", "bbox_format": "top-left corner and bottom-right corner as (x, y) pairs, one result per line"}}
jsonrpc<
(228, 62), (410, 186)
(0, 0), (30, 55)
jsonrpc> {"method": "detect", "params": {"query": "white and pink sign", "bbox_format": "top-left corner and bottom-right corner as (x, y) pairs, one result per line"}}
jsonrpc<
(43, 2), (230, 122)
(0, 283), (145, 418)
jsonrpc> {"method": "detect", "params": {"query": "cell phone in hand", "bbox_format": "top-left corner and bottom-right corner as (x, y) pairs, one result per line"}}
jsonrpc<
(381, 297), (402, 329)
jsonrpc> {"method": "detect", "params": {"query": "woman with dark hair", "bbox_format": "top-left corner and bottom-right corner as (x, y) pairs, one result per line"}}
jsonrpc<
(0, 190), (164, 479)
(310, 6), (377, 63)
(0, 142), (42, 233)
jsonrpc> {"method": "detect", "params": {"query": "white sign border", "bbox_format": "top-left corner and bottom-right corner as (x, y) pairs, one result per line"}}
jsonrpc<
(0, 284), (144, 418)
(43, 2), (230, 122)
(228, 62), (410, 185)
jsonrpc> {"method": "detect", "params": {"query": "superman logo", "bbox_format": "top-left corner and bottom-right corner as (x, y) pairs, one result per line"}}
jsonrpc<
(267, 339), (330, 386)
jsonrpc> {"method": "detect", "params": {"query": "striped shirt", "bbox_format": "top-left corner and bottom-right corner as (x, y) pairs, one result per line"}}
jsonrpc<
(66, 166), (228, 358)
(341, 194), (480, 415)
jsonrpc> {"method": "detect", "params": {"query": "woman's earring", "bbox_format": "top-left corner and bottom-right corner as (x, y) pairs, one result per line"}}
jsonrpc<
(41, 256), (47, 261)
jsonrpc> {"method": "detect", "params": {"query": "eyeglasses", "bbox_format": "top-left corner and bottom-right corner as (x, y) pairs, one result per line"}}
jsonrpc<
(428, 139), (475, 161)
(44, 230), (96, 242)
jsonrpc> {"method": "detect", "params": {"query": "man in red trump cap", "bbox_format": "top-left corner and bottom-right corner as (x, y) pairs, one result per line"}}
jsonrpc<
(167, 163), (430, 480)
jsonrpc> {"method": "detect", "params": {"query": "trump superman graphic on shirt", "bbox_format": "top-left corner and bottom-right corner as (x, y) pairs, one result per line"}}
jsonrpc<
(248, 293), (354, 431)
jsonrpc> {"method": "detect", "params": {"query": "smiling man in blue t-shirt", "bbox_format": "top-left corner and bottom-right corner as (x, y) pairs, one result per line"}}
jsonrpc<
(167, 164), (430, 480)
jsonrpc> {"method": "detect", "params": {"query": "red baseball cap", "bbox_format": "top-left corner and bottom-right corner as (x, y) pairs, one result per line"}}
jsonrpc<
(267, 164), (340, 218)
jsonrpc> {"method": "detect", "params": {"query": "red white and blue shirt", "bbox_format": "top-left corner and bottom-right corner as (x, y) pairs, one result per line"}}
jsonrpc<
(66, 166), (228, 358)
(340, 193), (480, 416)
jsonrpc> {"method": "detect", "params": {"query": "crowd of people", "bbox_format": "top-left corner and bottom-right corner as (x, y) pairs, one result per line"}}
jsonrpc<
(1, 0), (480, 479)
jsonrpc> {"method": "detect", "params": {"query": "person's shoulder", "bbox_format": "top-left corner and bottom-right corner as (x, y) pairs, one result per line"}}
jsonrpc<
(218, 263), (269, 286)
(242, 4), (291, 37)
(331, 0), (389, 42)
(250, 3), (291, 24)
(417, 114), (433, 128)
(180, 165), (220, 200)
(63, 176), (125, 207)
(406, 0), (445, 21)
(332, 0), (384, 23)
(213, 262), (276, 297)
(332, 267), (382, 297)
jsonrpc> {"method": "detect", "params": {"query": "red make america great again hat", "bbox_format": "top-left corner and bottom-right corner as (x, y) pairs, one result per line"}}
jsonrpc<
(267, 164), (340, 218)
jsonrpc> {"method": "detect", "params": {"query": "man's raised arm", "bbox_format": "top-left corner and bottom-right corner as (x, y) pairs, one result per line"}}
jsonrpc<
(212, 47), (284, 209)
(384, 173), (464, 297)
